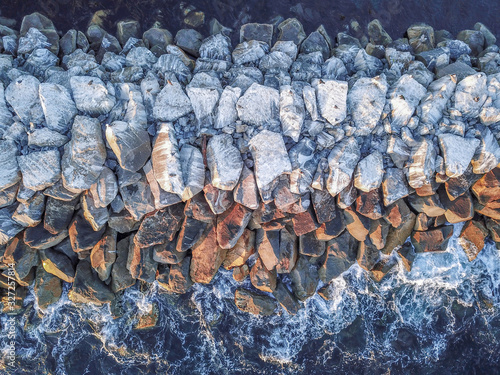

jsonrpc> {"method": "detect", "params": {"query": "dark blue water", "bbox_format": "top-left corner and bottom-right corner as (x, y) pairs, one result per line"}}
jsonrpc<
(2, 224), (500, 374)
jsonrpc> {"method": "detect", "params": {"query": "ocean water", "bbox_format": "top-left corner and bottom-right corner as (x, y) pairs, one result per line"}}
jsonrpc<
(2, 224), (500, 374)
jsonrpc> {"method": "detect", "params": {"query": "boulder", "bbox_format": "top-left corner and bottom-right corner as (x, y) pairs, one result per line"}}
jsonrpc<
(90, 227), (117, 281)
(382, 168), (410, 206)
(411, 226), (454, 252)
(33, 267), (62, 310)
(5, 75), (45, 125)
(344, 206), (370, 241)
(153, 81), (192, 121)
(17, 150), (60, 191)
(24, 223), (68, 250)
(190, 225), (227, 284)
(120, 176), (155, 221)
(319, 230), (358, 283)
(217, 203), (252, 249)
(326, 137), (360, 196)
(459, 220), (489, 261)
(134, 205), (183, 248)
(0, 141), (21, 191)
(312, 79), (347, 126)
(223, 229), (255, 269)
(176, 216), (208, 252)
(237, 83), (279, 127)
(290, 256), (319, 301)
(68, 211), (106, 253)
(127, 240), (157, 283)
(207, 134), (243, 191)
(354, 151), (384, 192)
(356, 189), (385, 220)
(233, 166), (260, 210)
(234, 288), (277, 316)
(40, 248), (75, 283)
(438, 134), (480, 178)
(69, 260), (114, 305)
(279, 85), (305, 141)
(272, 282), (301, 315)
(250, 256), (277, 292)
(70, 76), (115, 115)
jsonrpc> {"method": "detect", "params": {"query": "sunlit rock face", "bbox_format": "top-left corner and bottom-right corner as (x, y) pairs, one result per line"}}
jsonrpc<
(2, 12), (500, 320)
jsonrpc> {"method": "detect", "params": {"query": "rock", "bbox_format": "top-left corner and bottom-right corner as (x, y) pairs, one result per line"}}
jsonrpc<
(186, 72), (221, 123)
(289, 138), (318, 195)
(215, 86), (241, 129)
(20, 13), (59, 54)
(68, 211), (106, 253)
(90, 167), (118, 208)
(438, 134), (480, 178)
(439, 189), (474, 224)
(110, 237), (136, 293)
(38, 83), (77, 133)
(153, 81), (192, 121)
(203, 183), (234, 215)
(27, 128), (68, 148)
(407, 138), (436, 189)
(319, 230), (357, 282)
(134, 205), (183, 248)
(90, 227), (116, 281)
(454, 73), (488, 119)
(367, 19), (392, 46)
(105, 121), (151, 172)
(24, 222), (68, 250)
(299, 231), (325, 257)
(3, 235), (39, 284)
(369, 219), (390, 250)
(80, 190), (108, 231)
(474, 22), (496, 46)
(277, 18), (306, 45)
(223, 229), (255, 269)
(272, 282), (301, 315)
(0, 141), (20, 191)
(207, 134), (243, 191)
(418, 75), (457, 128)
(407, 23), (435, 53)
(151, 123), (184, 197)
(174, 28), (202, 56)
(0, 207), (26, 246)
(315, 205), (346, 240)
(387, 136), (410, 169)
(62, 116), (106, 192)
(445, 165), (480, 200)
(408, 194), (446, 217)
(348, 76), (388, 136)
(199, 33), (232, 61)
(217, 203), (252, 249)
(357, 239), (380, 271)
(179, 145), (205, 201)
(240, 23), (273, 46)
(233, 166), (260, 210)
(459, 220), (489, 261)
(326, 137), (361, 196)
(154, 235), (186, 265)
(190, 225), (227, 284)
(415, 47), (450, 72)
(234, 288), (277, 316)
(128, 240), (157, 283)
(117, 20), (140, 45)
(356, 189), (385, 220)
(312, 79), (347, 126)
(167, 256), (195, 293)
(0, 184), (18, 208)
(255, 229), (281, 270)
(33, 267), (62, 310)
(249, 130), (292, 193)
(471, 168), (500, 205)
(69, 76), (115, 115)
(382, 168), (410, 206)
(143, 28), (173, 55)
(12, 191), (45, 227)
(300, 27), (330, 60)
(388, 75), (427, 131)
(176, 216), (208, 252)
(292, 207), (320, 236)
(43, 197), (76, 234)
(279, 85), (305, 142)
(40, 248), (75, 283)
(457, 30), (485, 55)
(236, 83), (279, 127)
(471, 126), (500, 175)
(6, 75), (44, 125)
(396, 242), (416, 271)
(411, 226), (454, 252)
(354, 151), (384, 192)
(276, 228), (298, 273)
(290, 256), (319, 301)
(17, 150), (60, 191)
(312, 189), (337, 224)
(250, 256), (277, 292)
(232, 40), (268, 64)
(344, 206), (371, 242)
(370, 257), (398, 282)
(69, 260), (114, 305)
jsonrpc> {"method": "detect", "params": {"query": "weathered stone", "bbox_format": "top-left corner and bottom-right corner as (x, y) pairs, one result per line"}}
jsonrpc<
(471, 126), (500, 175)
(185, 193), (216, 223)
(407, 138), (436, 189)
(0, 207), (25, 245)
(120, 176), (155, 221)
(176, 216), (208, 252)
(318, 230), (357, 283)
(387, 75), (427, 131)
(357, 239), (380, 271)
(234, 288), (277, 316)
(27, 128), (68, 148)
(153, 234), (186, 265)
(279, 85), (304, 142)
(6, 75), (44, 125)
(407, 23), (435, 53)
(382, 168), (410, 206)
(312, 79), (347, 126)
(290, 256), (319, 301)
(40, 248), (75, 283)
(69, 260), (114, 305)
(367, 19), (392, 46)
(356, 189), (384, 220)
(370, 257), (398, 282)
(0, 184), (18, 209)
(3, 235), (38, 284)
(68, 211), (106, 253)
(277, 18), (306, 45)
(256, 229), (281, 271)
(233, 166), (260, 210)
(347, 76), (388, 135)
(17, 150), (60, 191)
(446, 165), (481, 200)
(396, 242), (416, 271)
(384, 199), (413, 229)
(70, 76), (115, 115)
(223, 229), (255, 269)
(62, 116), (106, 192)
(439, 189), (474, 224)
(207, 134), (243, 191)
(134, 205), (183, 248)
(127, 240), (157, 283)
(186, 72), (221, 124)
(215, 86), (241, 129)
(315, 205), (346, 241)
(153, 81), (192, 121)
(471, 167), (500, 205)
(0, 141), (20, 191)
(151, 122), (184, 197)
(408, 194), (446, 217)
(311, 189), (337, 224)
(326, 137), (360, 196)
(438, 134), (480, 178)
(203, 183), (234, 215)
(411, 226), (454, 252)
(457, 29), (485, 55)
(33, 267), (62, 310)
(459, 220), (489, 261)
(110, 237), (136, 293)
(237, 83), (279, 127)
(168, 256), (194, 293)
(249, 130), (292, 193)
(38, 83), (77, 133)
(190, 225), (227, 284)
(272, 281), (301, 315)
(216, 203), (252, 249)
(250, 256), (277, 292)
(369, 219), (390, 250)
(292, 207), (320, 236)
(344, 206), (371, 241)
(299, 231), (325, 257)
(453, 73), (487, 119)
(418, 75), (457, 128)
(24, 222), (68, 250)
(414, 212), (433, 231)
(89, 167), (117, 208)
(387, 136), (410, 169)
(81, 190), (108, 231)
(90, 227), (117, 281)
(43, 197), (76, 235)
(354, 151), (384, 192)
(276, 228), (298, 273)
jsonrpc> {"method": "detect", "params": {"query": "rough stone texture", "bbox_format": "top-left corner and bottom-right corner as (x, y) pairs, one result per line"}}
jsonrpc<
(106, 121), (151, 172)
(438, 134), (480, 178)
(388, 74), (426, 130)
(215, 86), (241, 129)
(272, 282), (301, 315)
(407, 138), (436, 189)
(190, 225), (227, 284)
(0, 141), (21, 191)
(68, 211), (106, 253)
(313, 79), (347, 126)
(120, 176), (155, 221)
(382, 168), (410, 206)
(250, 256), (277, 292)
(90, 227), (117, 281)
(290, 256), (319, 301)
(256, 229), (281, 271)
(280, 85), (305, 141)
(418, 75), (456, 128)
(69, 260), (114, 305)
(70, 76), (115, 115)
(326, 137), (360, 196)
(39, 83), (77, 133)
(237, 83), (279, 127)
(40, 248), (75, 283)
(217, 203), (252, 249)
(223, 229), (255, 269)
(134, 205), (183, 248)
(357, 239), (381, 271)
(17, 150), (60, 191)
(111, 237), (136, 293)
(153, 81), (192, 121)
(6, 75), (45, 125)
(34, 267), (62, 310)
(207, 134), (243, 191)
(233, 166), (260, 210)
(459, 220), (489, 261)
(454, 73), (488, 118)
(234, 288), (277, 316)
(319, 230), (357, 283)
(62, 116), (106, 192)
(179, 144), (205, 201)
(411, 226), (454, 252)
(354, 151), (384, 192)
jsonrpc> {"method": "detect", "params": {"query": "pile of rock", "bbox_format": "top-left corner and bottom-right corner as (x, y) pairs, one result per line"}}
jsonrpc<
(0, 12), (499, 316)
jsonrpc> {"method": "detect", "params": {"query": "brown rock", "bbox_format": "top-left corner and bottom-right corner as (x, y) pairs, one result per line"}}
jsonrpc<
(312, 189), (337, 224)
(253, 201), (285, 224)
(384, 199), (412, 228)
(471, 167), (500, 205)
(369, 219), (390, 250)
(397, 242), (416, 271)
(292, 207), (320, 236)
(190, 225), (227, 284)
(233, 165), (260, 210)
(40, 248), (75, 283)
(272, 281), (301, 315)
(234, 288), (277, 316)
(382, 212), (416, 255)
(90, 227), (117, 281)
(299, 231), (326, 257)
(356, 188), (385, 220)
(319, 230), (358, 283)
(68, 211), (106, 252)
(411, 226), (454, 252)
(217, 203), (253, 249)
(276, 227), (298, 273)
(223, 229), (255, 269)
(154, 234), (186, 265)
(459, 220), (489, 261)
(445, 165), (481, 200)
(176, 216), (208, 251)
(414, 212), (433, 231)
(315, 205), (346, 240)
(290, 256), (319, 301)
(167, 256), (194, 293)
(203, 183), (234, 214)
(33, 267), (62, 310)
(408, 194), (446, 217)
(273, 177), (299, 210)
(485, 218), (500, 242)
(439, 188), (474, 224)
(134, 204), (184, 248)
(474, 200), (500, 220)
(344, 206), (371, 241)
(370, 257), (398, 282)
(250, 256), (277, 292)
(256, 229), (281, 270)
(233, 264), (250, 282)
(357, 239), (381, 271)
(69, 260), (114, 305)
(128, 240), (158, 283)
(80, 190), (108, 231)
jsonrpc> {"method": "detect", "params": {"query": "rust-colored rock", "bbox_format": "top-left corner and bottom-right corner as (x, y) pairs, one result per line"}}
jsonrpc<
(397, 242), (416, 271)
(292, 207), (320, 236)
(234, 288), (277, 316)
(167, 256), (194, 293)
(411, 226), (454, 252)
(382, 212), (416, 255)
(319, 230), (358, 283)
(414, 212), (433, 231)
(217, 203), (253, 249)
(356, 188), (384, 220)
(233, 165), (260, 210)
(40, 248), (75, 283)
(445, 166), (481, 200)
(485, 218), (500, 242)
(190, 225), (227, 284)
(90, 227), (117, 281)
(128, 240), (158, 283)
(315, 206), (346, 240)
(344, 206), (371, 241)
(276, 227), (298, 273)
(232, 264), (250, 282)
(154, 234), (187, 265)
(223, 229), (255, 269)
(471, 167), (500, 205)
(370, 257), (397, 282)
(439, 188), (474, 224)
(253, 201), (285, 224)
(184, 192), (215, 222)
(134, 204), (184, 248)
(357, 239), (381, 271)
(250, 256), (277, 292)
(458, 220), (489, 261)
(203, 183), (234, 215)
(272, 281), (301, 315)
(256, 229), (281, 270)
(384, 199), (412, 228)
(273, 177), (300, 210)
(312, 189), (337, 224)
(369, 219), (390, 250)
(408, 193), (446, 217)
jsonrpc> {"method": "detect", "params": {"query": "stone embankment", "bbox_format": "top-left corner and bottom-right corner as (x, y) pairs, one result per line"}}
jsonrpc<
(0, 12), (499, 315)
